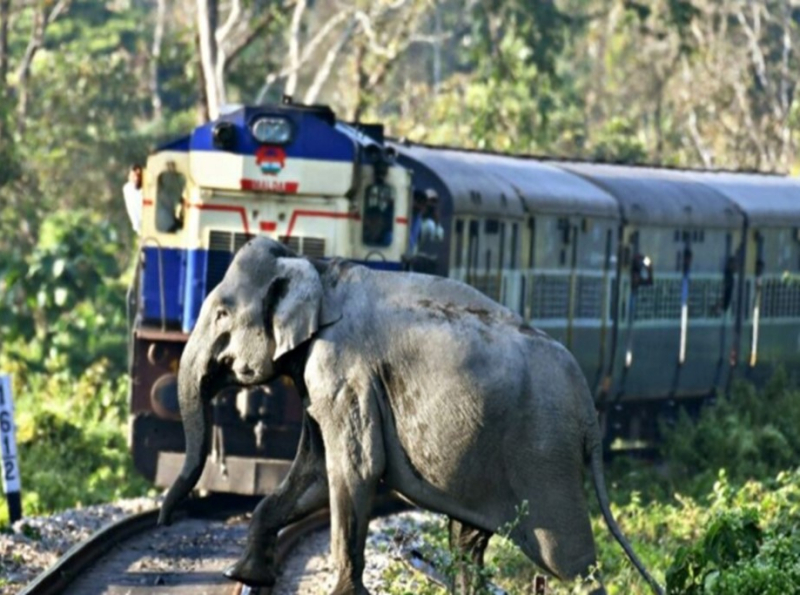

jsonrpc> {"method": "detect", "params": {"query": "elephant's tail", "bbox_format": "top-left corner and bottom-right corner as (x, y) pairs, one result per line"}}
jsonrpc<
(588, 442), (665, 595)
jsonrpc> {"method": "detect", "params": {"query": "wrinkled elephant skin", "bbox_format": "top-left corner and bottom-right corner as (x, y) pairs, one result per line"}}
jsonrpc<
(160, 237), (664, 595)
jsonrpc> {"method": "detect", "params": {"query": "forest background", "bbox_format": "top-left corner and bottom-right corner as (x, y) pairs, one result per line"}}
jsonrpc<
(2, 0), (800, 592)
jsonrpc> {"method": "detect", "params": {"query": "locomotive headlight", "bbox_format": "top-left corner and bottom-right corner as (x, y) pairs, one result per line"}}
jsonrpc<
(251, 116), (292, 145)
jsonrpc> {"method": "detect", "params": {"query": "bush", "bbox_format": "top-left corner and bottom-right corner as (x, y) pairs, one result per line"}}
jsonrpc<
(0, 208), (147, 527)
(0, 351), (151, 526)
(666, 470), (800, 594)
(660, 369), (800, 495)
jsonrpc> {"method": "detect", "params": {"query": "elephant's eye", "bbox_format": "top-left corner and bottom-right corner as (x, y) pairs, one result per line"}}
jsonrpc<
(215, 308), (229, 322)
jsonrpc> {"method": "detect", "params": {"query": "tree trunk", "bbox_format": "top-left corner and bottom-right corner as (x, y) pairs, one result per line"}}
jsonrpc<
(195, 31), (211, 123)
(197, 0), (220, 120)
(285, 0), (308, 98)
(150, 0), (166, 120)
(0, 0), (9, 90)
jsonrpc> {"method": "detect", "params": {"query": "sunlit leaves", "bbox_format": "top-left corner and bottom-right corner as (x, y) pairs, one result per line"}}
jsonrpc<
(0, 209), (127, 377)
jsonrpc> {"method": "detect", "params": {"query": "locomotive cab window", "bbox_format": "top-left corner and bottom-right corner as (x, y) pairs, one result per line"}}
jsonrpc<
(156, 168), (186, 233)
(362, 183), (395, 247)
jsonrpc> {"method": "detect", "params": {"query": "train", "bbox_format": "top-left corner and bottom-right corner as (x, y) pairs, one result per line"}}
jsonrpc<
(128, 98), (800, 495)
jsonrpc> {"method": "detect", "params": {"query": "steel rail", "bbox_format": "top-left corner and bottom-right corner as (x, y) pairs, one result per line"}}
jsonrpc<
(19, 494), (407, 595)
(18, 494), (257, 595)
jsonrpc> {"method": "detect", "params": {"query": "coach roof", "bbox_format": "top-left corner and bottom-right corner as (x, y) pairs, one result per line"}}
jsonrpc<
(557, 162), (744, 228)
(685, 171), (800, 228)
(393, 143), (618, 219)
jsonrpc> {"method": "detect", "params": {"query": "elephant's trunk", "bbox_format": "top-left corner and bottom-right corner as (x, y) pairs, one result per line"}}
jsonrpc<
(158, 335), (216, 526)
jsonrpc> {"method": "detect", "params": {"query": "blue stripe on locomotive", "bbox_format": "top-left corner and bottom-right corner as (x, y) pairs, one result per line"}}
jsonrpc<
(141, 245), (400, 333)
(140, 246), (185, 328)
(156, 106), (357, 163)
(141, 247), (235, 332)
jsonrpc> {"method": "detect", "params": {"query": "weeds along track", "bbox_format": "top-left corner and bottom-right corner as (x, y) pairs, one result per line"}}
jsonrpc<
(17, 494), (331, 595)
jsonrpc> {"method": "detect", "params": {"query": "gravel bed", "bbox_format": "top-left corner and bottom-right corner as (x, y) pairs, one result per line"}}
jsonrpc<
(0, 496), (161, 594)
(273, 509), (444, 594)
(0, 498), (444, 595)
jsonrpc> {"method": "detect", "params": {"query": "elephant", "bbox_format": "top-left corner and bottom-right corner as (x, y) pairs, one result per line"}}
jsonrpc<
(158, 236), (664, 595)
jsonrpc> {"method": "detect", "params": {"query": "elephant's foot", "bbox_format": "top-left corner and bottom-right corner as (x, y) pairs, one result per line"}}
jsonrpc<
(329, 577), (370, 595)
(223, 553), (278, 587)
(576, 578), (606, 595)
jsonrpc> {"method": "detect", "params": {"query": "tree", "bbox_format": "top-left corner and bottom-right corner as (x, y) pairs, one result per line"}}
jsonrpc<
(195, 0), (280, 120)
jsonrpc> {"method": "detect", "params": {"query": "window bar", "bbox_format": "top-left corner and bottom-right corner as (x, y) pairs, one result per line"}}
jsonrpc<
(750, 281), (762, 367)
(750, 235), (765, 367)
(679, 245), (691, 365)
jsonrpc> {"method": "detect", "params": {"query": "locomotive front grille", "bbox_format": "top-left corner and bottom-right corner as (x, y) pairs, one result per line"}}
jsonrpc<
(279, 236), (326, 258)
(279, 236), (301, 254)
(207, 230), (254, 291)
(210, 230), (253, 252)
(303, 237), (326, 258)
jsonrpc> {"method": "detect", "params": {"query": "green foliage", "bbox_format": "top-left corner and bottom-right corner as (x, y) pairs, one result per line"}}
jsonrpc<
(0, 357), (151, 526)
(665, 471), (800, 594)
(666, 510), (762, 594)
(591, 117), (648, 163)
(660, 369), (800, 493)
(0, 209), (128, 378)
(0, 209), (148, 528)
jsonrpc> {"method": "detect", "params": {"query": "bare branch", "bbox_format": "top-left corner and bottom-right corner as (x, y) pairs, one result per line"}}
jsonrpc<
(224, 12), (276, 67)
(216, 0), (241, 46)
(353, 11), (394, 58)
(298, 8), (351, 65)
(733, 78), (771, 168)
(285, 0), (307, 96)
(686, 109), (713, 169)
(735, 2), (782, 120)
(303, 18), (357, 105)
(256, 7), (352, 103)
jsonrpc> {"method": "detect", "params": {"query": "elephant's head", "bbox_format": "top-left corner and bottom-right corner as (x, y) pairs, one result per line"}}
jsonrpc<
(158, 237), (340, 525)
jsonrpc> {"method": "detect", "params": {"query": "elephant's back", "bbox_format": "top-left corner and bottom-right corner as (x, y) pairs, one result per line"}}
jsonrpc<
(365, 269), (523, 325)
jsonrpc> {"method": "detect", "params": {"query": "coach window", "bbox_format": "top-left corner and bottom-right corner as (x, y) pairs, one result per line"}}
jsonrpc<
(156, 167), (186, 233)
(362, 183), (395, 247)
(454, 219), (465, 268)
(467, 220), (480, 283)
(510, 222), (519, 269)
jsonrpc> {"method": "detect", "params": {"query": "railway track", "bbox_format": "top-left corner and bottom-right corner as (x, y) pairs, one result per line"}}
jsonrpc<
(17, 494), (330, 595)
(18, 494), (410, 595)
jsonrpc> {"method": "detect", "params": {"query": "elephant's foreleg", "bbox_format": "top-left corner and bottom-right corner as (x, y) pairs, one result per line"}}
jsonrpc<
(320, 387), (386, 595)
(326, 470), (380, 595)
(448, 518), (492, 595)
(225, 414), (329, 587)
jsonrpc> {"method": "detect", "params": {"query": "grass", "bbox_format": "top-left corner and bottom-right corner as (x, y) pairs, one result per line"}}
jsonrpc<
(0, 348), (152, 528)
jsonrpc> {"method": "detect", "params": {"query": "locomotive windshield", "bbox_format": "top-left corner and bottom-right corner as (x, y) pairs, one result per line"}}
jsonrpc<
(156, 168), (186, 233)
(362, 182), (395, 247)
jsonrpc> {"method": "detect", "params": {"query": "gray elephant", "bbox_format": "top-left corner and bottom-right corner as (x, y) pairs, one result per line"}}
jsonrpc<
(158, 236), (663, 595)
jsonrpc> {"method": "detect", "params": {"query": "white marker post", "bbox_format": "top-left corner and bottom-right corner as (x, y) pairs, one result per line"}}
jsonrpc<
(0, 375), (22, 522)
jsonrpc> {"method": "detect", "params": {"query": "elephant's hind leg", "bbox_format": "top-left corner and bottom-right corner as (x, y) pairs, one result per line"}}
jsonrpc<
(225, 414), (329, 587)
(513, 479), (605, 593)
(448, 518), (493, 595)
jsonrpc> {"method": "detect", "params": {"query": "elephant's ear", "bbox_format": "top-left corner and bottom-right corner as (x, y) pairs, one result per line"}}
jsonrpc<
(265, 257), (337, 360)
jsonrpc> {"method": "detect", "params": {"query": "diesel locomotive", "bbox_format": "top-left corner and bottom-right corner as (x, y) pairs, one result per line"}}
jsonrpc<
(128, 99), (800, 495)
